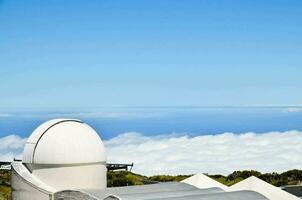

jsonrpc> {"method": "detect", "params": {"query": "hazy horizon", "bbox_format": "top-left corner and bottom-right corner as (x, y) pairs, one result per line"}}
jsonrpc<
(1, 106), (302, 175)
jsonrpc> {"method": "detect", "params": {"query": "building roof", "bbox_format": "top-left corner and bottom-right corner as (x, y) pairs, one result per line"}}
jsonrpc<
(181, 172), (229, 190)
(12, 161), (269, 200)
(229, 176), (301, 200)
(281, 185), (302, 198)
(54, 182), (268, 200)
(22, 119), (106, 164)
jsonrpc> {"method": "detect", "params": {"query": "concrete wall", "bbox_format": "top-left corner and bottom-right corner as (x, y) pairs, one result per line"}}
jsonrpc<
(11, 167), (51, 200)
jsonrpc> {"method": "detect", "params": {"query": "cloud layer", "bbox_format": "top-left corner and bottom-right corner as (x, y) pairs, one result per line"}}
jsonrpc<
(1, 131), (301, 176)
(0, 135), (27, 161)
(284, 107), (302, 113)
(105, 130), (302, 175)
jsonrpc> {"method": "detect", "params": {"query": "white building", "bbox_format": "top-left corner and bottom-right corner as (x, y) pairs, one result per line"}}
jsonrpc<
(11, 119), (300, 200)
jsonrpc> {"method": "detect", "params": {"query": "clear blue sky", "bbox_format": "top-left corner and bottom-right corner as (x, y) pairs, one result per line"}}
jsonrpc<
(0, 0), (301, 108)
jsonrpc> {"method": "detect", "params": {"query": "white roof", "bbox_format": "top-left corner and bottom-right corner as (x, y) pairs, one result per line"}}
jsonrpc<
(229, 176), (300, 200)
(22, 119), (106, 164)
(181, 173), (229, 190)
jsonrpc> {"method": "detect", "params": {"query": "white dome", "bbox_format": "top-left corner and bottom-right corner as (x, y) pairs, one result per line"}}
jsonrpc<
(23, 119), (106, 164)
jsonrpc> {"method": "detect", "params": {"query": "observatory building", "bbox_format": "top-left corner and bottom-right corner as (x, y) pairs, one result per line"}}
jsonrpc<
(11, 119), (300, 200)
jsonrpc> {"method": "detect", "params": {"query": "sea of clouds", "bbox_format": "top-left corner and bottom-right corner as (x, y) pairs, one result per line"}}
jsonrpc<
(1, 130), (301, 176)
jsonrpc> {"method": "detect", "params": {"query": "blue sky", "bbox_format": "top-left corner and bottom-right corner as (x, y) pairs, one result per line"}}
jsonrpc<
(0, 0), (301, 108)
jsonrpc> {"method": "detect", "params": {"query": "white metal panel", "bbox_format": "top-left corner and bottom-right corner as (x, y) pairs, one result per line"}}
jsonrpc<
(22, 119), (106, 164)
(32, 164), (107, 191)
(23, 119), (82, 163)
(27, 119), (81, 143)
(22, 143), (35, 163)
(33, 121), (106, 164)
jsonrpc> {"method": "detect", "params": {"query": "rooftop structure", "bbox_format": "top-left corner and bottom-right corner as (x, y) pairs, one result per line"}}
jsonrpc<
(281, 185), (302, 198)
(107, 163), (134, 172)
(11, 119), (300, 200)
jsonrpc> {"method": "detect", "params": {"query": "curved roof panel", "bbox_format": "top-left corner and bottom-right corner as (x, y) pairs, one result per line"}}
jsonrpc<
(22, 119), (106, 164)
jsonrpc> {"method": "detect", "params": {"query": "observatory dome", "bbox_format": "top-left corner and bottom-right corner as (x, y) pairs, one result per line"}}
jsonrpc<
(23, 119), (106, 165)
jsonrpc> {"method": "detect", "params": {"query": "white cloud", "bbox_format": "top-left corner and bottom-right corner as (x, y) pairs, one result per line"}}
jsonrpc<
(283, 107), (302, 113)
(0, 113), (11, 117)
(105, 131), (302, 176)
(0, 131), (301, 176)
(1, 110), (161, 120)
(0, 135), (27, 161)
